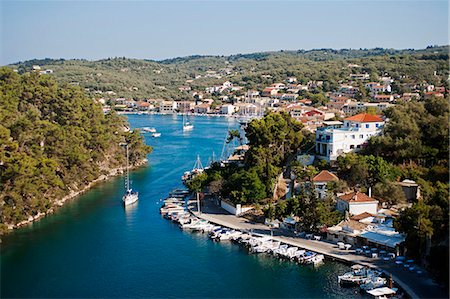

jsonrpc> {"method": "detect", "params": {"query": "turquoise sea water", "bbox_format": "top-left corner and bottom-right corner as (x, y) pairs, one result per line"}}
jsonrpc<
(1, 115), (364, 298)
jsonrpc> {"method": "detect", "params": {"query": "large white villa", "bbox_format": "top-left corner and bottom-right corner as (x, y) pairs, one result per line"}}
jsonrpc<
(315, 113), (384, 161)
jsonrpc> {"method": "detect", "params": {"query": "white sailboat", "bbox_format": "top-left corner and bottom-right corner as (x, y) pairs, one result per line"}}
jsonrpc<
(122, 144), (138, 205)
(182, 112), (194, 131)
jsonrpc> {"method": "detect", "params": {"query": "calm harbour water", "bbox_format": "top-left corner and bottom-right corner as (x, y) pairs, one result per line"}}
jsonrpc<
(1, 114), (364, 298)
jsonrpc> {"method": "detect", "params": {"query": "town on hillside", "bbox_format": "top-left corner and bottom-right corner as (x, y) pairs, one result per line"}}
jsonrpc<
(94, 74), (446, 128)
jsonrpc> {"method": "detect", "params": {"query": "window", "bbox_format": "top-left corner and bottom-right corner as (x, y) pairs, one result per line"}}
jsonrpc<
(366, 124), (370, 128)
(360, 134), (364, 139)
(356, 123), (359, 128)
(356, 145), (361, 149)
(350, 145), (355, 149)
(351, 135), (355, 139)
(376, 124), (379, 128)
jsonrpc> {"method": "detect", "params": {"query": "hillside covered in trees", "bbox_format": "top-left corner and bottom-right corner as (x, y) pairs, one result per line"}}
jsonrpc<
(7, 46), (449, 99)
(0, 68), (152, 232)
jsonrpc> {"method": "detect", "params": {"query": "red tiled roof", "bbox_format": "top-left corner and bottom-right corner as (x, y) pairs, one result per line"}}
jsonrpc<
(350, 212), (374, 221)
(313, 170), (339, 182)
(344, 113), (383, 122)
(137, 101), (150, 107)
(339, 191), (378, 203)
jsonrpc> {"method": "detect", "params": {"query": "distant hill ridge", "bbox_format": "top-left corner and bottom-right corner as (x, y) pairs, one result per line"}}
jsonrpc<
(7, 45), (449, 99)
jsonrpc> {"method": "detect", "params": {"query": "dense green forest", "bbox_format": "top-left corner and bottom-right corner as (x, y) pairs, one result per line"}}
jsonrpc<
(0, 68), (152, 232)
(186, 112), (307, 205)
(8, 46), (449, 99)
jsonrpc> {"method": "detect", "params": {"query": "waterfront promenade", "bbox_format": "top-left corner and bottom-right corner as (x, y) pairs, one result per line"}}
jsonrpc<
(190, 199), (448, 299)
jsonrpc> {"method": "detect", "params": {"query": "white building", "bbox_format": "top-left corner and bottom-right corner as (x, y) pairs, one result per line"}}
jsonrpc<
(342, 102), (393, 114)
(159, 101), (177, 114)
(219, 104), (236, 115)
(194, 103), (211, 114)
(316, 113), (384, 161)
(235, 103), (258, 115)
(337, 191), (379, 215)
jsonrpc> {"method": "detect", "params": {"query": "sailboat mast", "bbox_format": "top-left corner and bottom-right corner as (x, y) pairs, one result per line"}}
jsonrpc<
(126, 144), (130, 191)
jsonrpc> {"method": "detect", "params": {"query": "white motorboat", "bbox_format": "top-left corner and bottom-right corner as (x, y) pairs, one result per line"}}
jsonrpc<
(338, 265), (381, 285)
(189, 220), (212, 231)
(160, 204), (185, 214)
(265, 240), (281, 252)
(305, 254), (325, 266)
(202, 225), (221, 233)
(178, 215), (194, 225)
(298, 251), (317, 263)
(163, 197), (185, 205)
(142, 127), (156, 133)
(180, 218), (201, 229)
(152, 132), (161, 137)
(218, 230), (241, 241)
(360, 277), (387, 291)
(169, 189), (190, 198)
(273, 244), (289, 258)
(292, 249), (306, 260)
(285, 247), (299, 259)
(210, 228), (230, 239)
(247, 236), (271, 248)
(251, 245), (270, 253)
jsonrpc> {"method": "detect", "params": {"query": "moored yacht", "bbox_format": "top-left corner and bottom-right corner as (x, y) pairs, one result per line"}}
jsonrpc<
(182, 112), (194, 131)
(122, 143), (138, 206)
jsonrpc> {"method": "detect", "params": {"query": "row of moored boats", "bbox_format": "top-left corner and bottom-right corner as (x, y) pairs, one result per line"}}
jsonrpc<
(159, 190), (398, 297)
(159, 192), (325, 267)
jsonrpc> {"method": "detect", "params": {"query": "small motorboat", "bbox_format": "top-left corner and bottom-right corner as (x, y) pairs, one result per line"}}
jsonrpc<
(142, 127), (156, 133)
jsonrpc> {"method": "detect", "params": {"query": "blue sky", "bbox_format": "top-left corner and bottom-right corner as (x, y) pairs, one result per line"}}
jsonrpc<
(1, 0), (448, 65)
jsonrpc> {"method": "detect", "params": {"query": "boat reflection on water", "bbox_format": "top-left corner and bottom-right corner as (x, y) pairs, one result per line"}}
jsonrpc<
(124, 201), (139, 225)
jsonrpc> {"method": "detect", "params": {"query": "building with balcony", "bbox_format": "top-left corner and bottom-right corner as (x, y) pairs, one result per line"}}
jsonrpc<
(315, 113), (384, 161)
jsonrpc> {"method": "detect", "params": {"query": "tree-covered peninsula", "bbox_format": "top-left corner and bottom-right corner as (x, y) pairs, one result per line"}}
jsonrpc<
(0, 68), (152, 233)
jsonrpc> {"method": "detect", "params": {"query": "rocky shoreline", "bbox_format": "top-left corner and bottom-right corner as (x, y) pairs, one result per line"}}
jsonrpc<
(5, 159), (148, 232)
